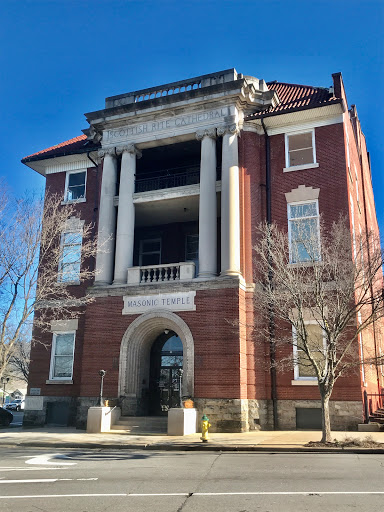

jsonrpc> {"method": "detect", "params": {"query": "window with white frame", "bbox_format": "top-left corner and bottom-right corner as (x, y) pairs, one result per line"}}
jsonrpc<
(139, 238), (161, 266)
(285, 130), (316, 168)
(358, 312), (366, 383)
(293, 321), (325, 380)
(346, 129), (351, 170)
(354, 164), (360, 205)
(49, 332), (75, 380)
(64, 170), (86, 202)
(58, 231), (82, 282)
(350, 195), (357, 260)
(288, 200), (320, 263)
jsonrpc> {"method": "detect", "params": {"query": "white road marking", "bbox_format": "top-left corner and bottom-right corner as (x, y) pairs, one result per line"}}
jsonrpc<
(0, 494), (127, 499)
(0, 467), (66, 471)
(0, 478), (98, 484)
(129, 493), (189, 496)
(25, 453), (76, 466)
(1, 490), (384, 499)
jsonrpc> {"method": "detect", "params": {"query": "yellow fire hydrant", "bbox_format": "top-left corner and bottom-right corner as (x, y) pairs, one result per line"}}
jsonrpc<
(200, 414), (211, 443)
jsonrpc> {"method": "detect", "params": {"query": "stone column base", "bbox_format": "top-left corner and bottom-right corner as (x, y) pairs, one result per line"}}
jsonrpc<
(167, 408), (197, 436)
(86, 406), (121, 433)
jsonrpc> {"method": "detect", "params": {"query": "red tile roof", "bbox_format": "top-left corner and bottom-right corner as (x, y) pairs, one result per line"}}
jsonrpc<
(22, 135), (91, 162)
(247, 81), (340, 119)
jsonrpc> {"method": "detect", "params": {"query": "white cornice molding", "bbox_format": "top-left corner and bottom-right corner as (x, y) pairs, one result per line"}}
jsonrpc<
(45, 157), (94, 175)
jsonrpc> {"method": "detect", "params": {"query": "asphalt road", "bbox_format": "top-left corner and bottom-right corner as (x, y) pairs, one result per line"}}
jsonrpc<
(0, 448), (383, 511)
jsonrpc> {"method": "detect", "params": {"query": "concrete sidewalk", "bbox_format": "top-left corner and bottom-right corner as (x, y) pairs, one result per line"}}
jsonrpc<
(0, 427), (383, 452)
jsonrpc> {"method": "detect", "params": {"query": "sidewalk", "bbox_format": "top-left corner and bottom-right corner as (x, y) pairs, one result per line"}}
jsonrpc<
(0, 427), (383, 452)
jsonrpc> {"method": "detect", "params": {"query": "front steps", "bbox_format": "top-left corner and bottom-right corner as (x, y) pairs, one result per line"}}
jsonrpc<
(111, 416), (168, 434)
(369, 407), (384, 426)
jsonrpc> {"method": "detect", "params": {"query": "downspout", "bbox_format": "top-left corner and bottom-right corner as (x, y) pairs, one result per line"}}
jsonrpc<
(261, 117), (278, 430)
(87, 151), (100, 270)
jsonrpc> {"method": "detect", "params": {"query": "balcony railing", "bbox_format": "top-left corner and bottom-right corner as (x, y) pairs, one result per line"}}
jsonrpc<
(135, 165), (222, 193)
(135, 166), (200, 193)
(127, 262), (195, 285)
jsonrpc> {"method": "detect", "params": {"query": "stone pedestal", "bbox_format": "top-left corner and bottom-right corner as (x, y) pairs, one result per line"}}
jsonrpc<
(86, 406), (121, 433)
(167, 408), (197, 436)
(358, 423), (381, 432)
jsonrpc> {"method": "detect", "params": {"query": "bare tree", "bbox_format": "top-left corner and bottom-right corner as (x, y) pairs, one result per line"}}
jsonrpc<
(254, 216), (384, 443)
(0, 187), (98, 380)
(7, 340), (30, 383)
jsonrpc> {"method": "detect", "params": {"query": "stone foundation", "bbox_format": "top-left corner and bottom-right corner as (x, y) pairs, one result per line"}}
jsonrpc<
(24, 395), (364, 432)
(193, 398), (246, 432)
(247, 399), (273, 430)
(276, 400), (363, 431)
(23, 396), (77, 427)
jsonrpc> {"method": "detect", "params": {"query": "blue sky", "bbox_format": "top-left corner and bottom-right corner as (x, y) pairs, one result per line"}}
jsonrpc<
(1, 0), (383, 228)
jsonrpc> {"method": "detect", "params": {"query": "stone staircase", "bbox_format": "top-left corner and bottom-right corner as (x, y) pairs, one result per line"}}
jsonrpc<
(369, 407), (384, 426)
(111, 416), (168, 434)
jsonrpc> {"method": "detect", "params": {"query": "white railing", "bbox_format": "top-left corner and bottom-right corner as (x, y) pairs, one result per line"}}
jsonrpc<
(127, 262), (195, 285)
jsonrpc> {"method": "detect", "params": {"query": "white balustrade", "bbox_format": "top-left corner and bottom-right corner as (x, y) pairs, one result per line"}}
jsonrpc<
(127, 262), (195, 285)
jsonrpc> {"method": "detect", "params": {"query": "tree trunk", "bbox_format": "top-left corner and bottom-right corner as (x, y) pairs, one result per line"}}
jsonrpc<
(320, 392), (331, 443)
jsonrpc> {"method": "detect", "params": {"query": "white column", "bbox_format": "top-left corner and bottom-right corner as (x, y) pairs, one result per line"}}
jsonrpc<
(113, 144), (141, 284)
(95, 149), (118, 285)
(218, 124), (241, 276)
(196, 129), (217, 278)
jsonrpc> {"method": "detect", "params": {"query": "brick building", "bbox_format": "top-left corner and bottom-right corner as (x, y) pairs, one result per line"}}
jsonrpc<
(22, 69), (384, 431)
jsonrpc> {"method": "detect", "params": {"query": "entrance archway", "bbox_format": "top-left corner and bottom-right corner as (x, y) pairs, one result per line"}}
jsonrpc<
(149, 331), (183, 415)
(119, 310), (194, 416)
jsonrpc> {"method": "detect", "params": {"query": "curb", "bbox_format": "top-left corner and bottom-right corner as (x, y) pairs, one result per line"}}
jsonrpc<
(1, 441), (384, 454)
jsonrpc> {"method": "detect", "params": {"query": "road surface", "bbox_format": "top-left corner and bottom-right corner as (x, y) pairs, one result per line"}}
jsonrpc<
(0, 448), (382, 511)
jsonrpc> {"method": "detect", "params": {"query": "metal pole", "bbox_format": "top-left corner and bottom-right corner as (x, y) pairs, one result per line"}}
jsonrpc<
(97, 370), (106, 406)
(363, 390), (369, 424)
(1, 378), (9, 407)
(177, 369), (183, 408)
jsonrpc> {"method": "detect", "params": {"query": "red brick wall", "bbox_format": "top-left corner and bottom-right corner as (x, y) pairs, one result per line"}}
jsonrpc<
(239, 122), (366, 402)
(79, 287), (244, 399)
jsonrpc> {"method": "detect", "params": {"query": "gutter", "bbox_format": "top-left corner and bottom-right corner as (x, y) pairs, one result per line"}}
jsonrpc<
(261, 118), (278, 430)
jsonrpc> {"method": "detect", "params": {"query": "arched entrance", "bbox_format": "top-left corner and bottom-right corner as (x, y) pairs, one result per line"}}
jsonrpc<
(119, 310), (194, 416)
(149, 331), (183, 415)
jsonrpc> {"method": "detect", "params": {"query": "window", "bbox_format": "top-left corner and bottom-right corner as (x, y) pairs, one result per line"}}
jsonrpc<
(346, 129), (351, 171)
(139, 238), (161, 266)
(358, 313), (366, 384)
(59, 231), (82, 282)
(354, 164), (360, 208)
(65, 170), (86, 202)
(285, 130), (316, 169)
(288, 201), (320, 263)
(49, 332), (75, 380)
(350, 195), (357, 260)
(293, 322), (325, 380)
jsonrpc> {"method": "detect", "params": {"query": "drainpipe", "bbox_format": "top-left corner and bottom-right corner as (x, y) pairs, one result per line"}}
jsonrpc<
(261, 118), (278, 430)
(87, 151), (100, 268)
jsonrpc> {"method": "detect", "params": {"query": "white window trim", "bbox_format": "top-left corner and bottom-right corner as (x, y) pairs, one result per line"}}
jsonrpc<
(58, 229), (82, 285)
(284, 129), (317, 172)
(350, 194), (357, 260)
(292, 321), (326, 381)
(287, 199), (320, 264)
(49, 331), (76, 381)
(139, 238), (162, 266)
(63, 169), (87, 204)
(346, 128), (351, 171)
(358, 312), (366, 385)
